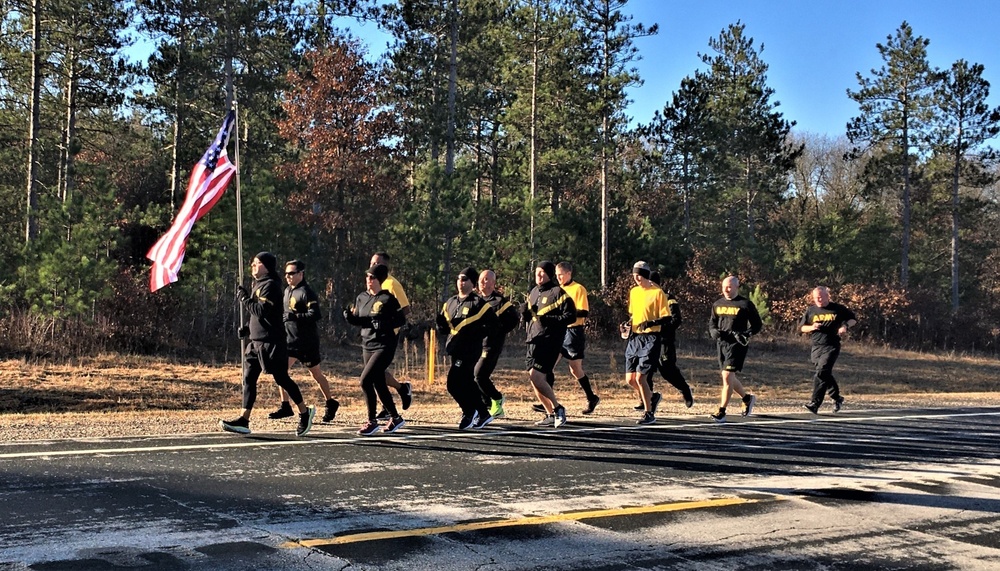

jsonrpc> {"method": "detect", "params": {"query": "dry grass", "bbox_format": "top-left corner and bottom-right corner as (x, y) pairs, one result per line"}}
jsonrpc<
(1, 334), (999, 441)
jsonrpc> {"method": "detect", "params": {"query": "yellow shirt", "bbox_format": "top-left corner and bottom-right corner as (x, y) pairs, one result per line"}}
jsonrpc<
(628, 284), (669, 334)
(561, 281), (589, 328)
(382, 275), (409, 310)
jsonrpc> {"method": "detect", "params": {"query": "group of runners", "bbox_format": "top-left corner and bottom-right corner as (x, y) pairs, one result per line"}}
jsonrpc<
(220, 252), (857, 436)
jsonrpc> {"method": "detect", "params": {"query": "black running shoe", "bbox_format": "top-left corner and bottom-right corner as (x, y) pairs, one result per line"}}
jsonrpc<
(399, 382), (413, 410)
(296, 405), (316, 436)
(532, 403), (546, 414)
(322, 399), (340, 422)
(220, 416), (251, 434)
(833, 398), (844, 413)
(267, 402), (294, 420)
(633, 402), (645, 411)
(650, 392), (662, 414)
(384, 415), (405, 434)
(682, 387), (694, 408)
(804, 403), (819, 414)
(741, 394), (756, 417)
(710, 408), (727, 423)
(637, 411), (656, 425)
(474, 412), (494, 429)
(358, 420), (380, 436)
(376, 408), (391, 421)
(582, 395), (600, 415)
(553, 405), (567, 428)
(458, 412), (478, 430)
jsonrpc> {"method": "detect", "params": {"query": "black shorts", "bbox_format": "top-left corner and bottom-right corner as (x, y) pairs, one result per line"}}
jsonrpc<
(526, 339), (561, 375)
(288, 345), (323, 369)
(717, 341), (748, 372)
(560, 327), (586, 360)
(247, 340), (288, 375)
(625, 334), (659, 374)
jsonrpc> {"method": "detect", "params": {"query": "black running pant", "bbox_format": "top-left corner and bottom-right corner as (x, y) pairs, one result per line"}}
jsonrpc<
(242, 340), (303, 410)
(449, 352), (489, 417)
(361, 347), (399, 420)
(474, 345), (504, 403)
(655, 342), (691, 398)
(810, 345), (841, 406)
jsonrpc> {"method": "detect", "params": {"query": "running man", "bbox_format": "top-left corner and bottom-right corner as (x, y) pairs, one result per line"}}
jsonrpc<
(436, 266), (500, 429)
(267, 259), (341, 423)
(344, 263), (407, 435)
(520, 261), (575, 428)
(475, 269), (520, 418)
(553, 262), (600, 415)
(221, 252), (316, 436)
(369, 252), (413, 417)
(625, 261), (669, 425)
(800, 286), (856, 413)
(643, 271), (693, 410)
(708, 275), (763, 423)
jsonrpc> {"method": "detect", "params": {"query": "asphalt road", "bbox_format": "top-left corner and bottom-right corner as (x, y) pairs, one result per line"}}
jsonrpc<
(3, 407), (1000, 570)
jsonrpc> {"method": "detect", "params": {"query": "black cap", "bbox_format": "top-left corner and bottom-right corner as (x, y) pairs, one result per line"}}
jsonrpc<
(255, 252), (278, 276)
(649, 270), (661, 285)
(537, 261), (556, 282)
(459, 266), (478, 281)
(632, 260), (651, 279)
(367, 264), (389, 283)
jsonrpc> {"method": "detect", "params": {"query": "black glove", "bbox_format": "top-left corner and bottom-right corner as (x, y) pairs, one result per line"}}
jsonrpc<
(237, 325), (249, 339)
(638, 320), (656, 331)
(734, 331), (751, 346)
(519, 302), (532, 320)
(235, 285), (250, 303)
(619, 321), (632, 339)
(371, 317), (383, 332)
(342, 308), (352, 322)
(283, 312), (295, 323)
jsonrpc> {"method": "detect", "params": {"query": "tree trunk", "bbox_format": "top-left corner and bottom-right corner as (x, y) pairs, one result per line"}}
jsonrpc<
(950, 139), (962, 311)
(61, 48), (79, 205)
(445, 0), (458, 176)
(528, 5), (539, 262)
(901, 115), (911, 288)
(25, 0), (42, 243)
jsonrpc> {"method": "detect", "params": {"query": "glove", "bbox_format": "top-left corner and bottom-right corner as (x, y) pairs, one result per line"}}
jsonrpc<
(619, 321), (632, 339)
(638, 320), (656, 331)
(734, 331), (751, 346)
(519, 302), (532, 320)
(342, 308), (351, 321)
(235, 285), (250, 303)
(371, 317), (383, 332)
(283, 312), (296, 323)
(237, 325), (249, 339)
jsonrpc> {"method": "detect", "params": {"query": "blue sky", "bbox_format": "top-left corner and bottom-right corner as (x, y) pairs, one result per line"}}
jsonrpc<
(341, 0), (1000, 139)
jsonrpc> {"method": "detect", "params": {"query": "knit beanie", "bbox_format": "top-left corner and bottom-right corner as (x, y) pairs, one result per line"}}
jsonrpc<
(459, 266), (478, 281)
(632, 260), (651, 279)
(367, 264), (389, 283)
(255, 251), (278, 277)
(537, 261), (556, 283)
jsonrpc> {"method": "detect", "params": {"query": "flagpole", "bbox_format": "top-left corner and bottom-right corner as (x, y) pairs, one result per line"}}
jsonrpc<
(233, 100), (247, 367)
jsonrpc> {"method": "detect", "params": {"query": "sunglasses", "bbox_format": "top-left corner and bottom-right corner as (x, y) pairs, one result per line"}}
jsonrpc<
(285, 270), (301, 276)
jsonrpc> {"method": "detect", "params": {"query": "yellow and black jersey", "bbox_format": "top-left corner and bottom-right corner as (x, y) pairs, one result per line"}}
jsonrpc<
(436, 292), (498, 357)
(245, 275), (284, 343)
(709, 295), (763, 342)
(481, 291), (520, 341)
(382, 275), (409, 310)
(800, 302), (856, 347)
(561, 281), (590, 328)
(284, 281), (321, 349)
(628, 284), (670, 334)
(524, 282), (576, 344)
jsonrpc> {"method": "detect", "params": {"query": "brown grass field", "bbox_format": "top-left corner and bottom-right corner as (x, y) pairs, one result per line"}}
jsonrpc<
(1, 334), (999, 441)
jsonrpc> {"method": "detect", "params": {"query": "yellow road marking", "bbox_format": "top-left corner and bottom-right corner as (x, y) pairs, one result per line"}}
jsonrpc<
(284, 497), (761, 548)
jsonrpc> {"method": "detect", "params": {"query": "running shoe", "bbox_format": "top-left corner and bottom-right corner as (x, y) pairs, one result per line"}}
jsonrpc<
(384, 415), (405, 434)
(267, 402), (294, 420)
(474, 413), (494, 429)
(220, 416), (251, 434)
(803, 403), (820, 414)
(553, 405), (567, 428)
(833, 397), (844, 413)
(296, 405), (316, 436)
(650, 392), (662, 414)
(376, 408), (391, 421)
(710, 408), (727, 423)
(535, 415), (555, 427)
(358, 420), (381, 436)
(489, 397), (505, 418)
(582, 395), (600, 415)
(459, 412), (479, 430)
(322, 398), (340, 422)
(399, 382), (413, 410)
(532, 403), (546, 414)
(682, 387), (694, 408)
(741, 394), (756, 417)
(633, 402), (645, 411)
(637, 411), (656, 425)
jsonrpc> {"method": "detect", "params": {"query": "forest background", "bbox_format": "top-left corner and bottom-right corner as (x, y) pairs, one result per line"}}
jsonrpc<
(2, 0), (1000, 360)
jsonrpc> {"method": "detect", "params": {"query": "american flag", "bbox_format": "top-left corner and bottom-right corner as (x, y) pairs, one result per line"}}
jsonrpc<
(147, 110), (237, 292)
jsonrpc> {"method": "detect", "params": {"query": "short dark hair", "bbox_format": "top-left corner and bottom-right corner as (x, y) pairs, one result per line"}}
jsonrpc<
(285, 259), (305, 272)
(373, 251), (391, 262)
(556, 262), (573, 273)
